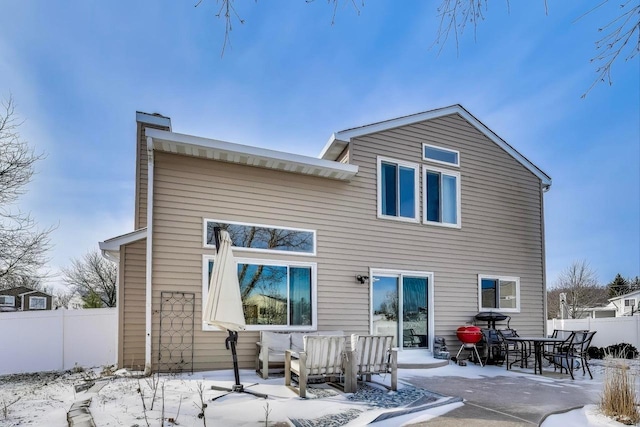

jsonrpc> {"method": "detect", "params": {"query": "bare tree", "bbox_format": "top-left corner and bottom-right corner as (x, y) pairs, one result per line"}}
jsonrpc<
(434, 0), (639, 96)
(547, 260), (608, 319)
(62, 249), (117, 307)
(54, 289), (72, 309)
(198, 1), (639, 94)
(0, 96), (52, 290)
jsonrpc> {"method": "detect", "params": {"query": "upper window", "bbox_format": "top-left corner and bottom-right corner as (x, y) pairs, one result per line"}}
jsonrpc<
(204, 220), (315, 256)
(423, 166), (461, 228)
(423, 144), (459, 167)
(624, 299), (635, 307)
(478, 275), (520, 313)
(29, 296), (47, 310)
(377, 157), (419, 222)
(203, 256), (317, 331)
(0, 295), (15, 306)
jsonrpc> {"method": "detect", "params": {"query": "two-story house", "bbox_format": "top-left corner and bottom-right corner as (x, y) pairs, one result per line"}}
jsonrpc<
(99, 105), (551, 373)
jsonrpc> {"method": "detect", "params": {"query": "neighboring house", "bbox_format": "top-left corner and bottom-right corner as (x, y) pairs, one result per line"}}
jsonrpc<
(55, 291), (85, 309)
(0, 287), (53, 312)
(99, 106), (552, 372)
(576, 289), (640, 318)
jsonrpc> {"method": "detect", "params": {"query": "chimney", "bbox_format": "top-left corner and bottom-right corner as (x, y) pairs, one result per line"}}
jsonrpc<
(134, 112), (171, 229)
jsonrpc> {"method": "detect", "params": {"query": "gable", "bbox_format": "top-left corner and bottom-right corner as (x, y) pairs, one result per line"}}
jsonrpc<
(320, 104), (551, 189)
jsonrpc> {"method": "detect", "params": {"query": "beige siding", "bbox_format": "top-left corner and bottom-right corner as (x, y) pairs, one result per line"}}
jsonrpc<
(135, 121), (170, 229)
(148, 113), (546, 371)
(120, 239), (147, 369)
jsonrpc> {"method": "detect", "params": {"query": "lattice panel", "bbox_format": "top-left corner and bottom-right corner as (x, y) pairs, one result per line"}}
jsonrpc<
(158, 291), (195, 374)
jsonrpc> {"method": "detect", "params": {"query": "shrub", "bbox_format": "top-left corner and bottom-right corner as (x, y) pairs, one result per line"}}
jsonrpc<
(600, 360), (640, 425)
(604, 343), (638, 360)
(589, 346), (604, 360)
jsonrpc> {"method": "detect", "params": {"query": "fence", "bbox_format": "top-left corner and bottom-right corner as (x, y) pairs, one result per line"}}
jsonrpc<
(547, 316), (640, 349)
(0, 308), (117, 376)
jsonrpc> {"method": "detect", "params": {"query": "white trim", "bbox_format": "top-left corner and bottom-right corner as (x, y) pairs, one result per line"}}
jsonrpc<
(99, 228), (147, 262)
(136, 112), (171, 129)
(145, 138), (154, 373)
(202, 219), (317, 256)
(422, 165), (462, 229)
(478, 274), (521, 313)
(323, 104), (551, 188)
(376, 156), (420, 223)
(369, 268), (435, 352)
(422, 143), (460, 167)
(202, 255), (318, 332)
(0, 295), (15, 306)
(146, 128), (358, 181)
(28, 296), (47, 310)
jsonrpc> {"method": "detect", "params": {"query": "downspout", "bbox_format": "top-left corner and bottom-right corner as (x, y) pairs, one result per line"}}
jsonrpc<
(145, 136), (155, 374)
(541, 182), (549, 335)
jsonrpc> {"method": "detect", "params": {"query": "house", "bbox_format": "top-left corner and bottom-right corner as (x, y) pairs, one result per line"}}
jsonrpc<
(581, 289), (640, 318)
(0, 287), (54, 312)
(99, 105), (552, 373)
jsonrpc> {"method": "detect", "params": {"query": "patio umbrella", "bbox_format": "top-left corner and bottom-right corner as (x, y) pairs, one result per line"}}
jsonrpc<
(203, 227), (266, 399)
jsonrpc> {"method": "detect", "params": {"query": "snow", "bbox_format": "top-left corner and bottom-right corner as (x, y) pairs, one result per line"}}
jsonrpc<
(0, 359), (638, 426)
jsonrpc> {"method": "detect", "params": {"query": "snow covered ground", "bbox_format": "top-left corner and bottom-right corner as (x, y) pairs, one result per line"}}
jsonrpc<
(0, 358), (637, 426)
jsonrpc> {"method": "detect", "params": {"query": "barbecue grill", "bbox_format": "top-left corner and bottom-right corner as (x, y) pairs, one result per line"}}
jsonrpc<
(474, 312), (511, 365)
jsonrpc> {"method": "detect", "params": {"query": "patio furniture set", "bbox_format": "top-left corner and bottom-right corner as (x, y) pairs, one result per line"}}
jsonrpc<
(455, 314), (597, 380)
(257, 331), (398, 398)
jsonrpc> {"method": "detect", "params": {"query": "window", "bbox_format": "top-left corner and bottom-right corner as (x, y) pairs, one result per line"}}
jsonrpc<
(423, 144), (459, 167)
(424, 166), (461, 227)
(29, 296), (47, 310)
(377, 157), (419, 221)
(204, 220), (315, 255)
(624, 299), (635, 307)
(478, 275), (520, 312)
(0, 295), (15, 306)
(203, 256), (316, 331)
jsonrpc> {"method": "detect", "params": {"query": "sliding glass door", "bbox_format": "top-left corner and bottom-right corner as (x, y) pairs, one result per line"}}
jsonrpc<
(371, 270), (432, 350)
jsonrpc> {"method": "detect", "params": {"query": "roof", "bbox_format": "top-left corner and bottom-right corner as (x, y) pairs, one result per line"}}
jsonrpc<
(609, 289), (640, 302)
(0, 287), (52, 297)
(99, 228), (148, 261)
(319, 104), (552, 188)
(145, 128), (359, 181)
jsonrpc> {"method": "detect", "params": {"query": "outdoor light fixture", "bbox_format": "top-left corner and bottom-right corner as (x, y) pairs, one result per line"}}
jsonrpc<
(355, 275), (369, 284)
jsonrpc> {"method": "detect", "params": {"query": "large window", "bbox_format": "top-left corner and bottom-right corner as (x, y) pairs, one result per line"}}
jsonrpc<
(204, 220), (315, 255)
(203, 256), (316, 331)
(478, 275), (520, 312)
(424, 166), (461, 228)
(0, 295), (15, 306)
(423, 144), (459, 167)
(377, 157), (419, 222)
(29, 296), (47, 310)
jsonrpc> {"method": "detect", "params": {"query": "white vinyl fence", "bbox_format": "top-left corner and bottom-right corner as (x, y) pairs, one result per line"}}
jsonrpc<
(547, 316), (640, 349)
(0, 308), (117, 375)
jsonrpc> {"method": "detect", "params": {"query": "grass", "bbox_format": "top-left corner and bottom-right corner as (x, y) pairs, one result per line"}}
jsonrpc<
(599, 357), (640, 425)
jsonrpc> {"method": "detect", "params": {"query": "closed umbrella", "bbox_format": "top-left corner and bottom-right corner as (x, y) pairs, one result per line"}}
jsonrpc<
(204, 227), (266, 399)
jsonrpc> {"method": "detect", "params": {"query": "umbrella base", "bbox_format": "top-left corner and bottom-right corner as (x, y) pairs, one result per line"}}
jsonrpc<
(210, 383), (268, 400)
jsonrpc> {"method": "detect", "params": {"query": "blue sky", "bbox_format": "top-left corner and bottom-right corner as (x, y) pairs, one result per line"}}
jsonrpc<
(1, 1), (638, 291)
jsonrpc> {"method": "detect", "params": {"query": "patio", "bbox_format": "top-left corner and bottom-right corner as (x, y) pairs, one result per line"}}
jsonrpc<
(1, 356), (637, 426)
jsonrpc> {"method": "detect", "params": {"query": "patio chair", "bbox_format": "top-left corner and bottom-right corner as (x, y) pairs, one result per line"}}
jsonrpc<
(544, 331), (578, 378)
(284, 335), (346, 398)
(349, 334), (397, 391)
(403, 329), (422, 347)
(547, 330), (596, 379)
(498, 329), (529, 370)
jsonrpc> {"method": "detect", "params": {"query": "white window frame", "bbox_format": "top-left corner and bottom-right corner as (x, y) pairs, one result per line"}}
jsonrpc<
(423, 165), (461, 229)
(202, 255), (318, 332)
(29, 296), (47, 310)
(478, 275), (520, 313)
(0, 295), (15, 306)
(422, 143), (460, 167)
(624, 298), (635, 307)
(202, 219), (316, 256)
(376, 156), (420, 223)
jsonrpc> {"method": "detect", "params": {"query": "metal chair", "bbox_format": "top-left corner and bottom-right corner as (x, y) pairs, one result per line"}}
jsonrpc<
(498, 329), (529, 370)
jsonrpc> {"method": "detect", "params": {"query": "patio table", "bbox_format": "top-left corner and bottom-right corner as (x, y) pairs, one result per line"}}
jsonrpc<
(504, 336), (567, 375)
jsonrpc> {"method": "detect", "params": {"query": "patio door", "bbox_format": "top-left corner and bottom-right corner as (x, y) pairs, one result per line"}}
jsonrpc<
(370, 270), (433, 350)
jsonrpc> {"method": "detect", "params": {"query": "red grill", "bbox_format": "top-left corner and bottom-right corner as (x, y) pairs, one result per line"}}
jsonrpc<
(456, 325), (482, 344)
